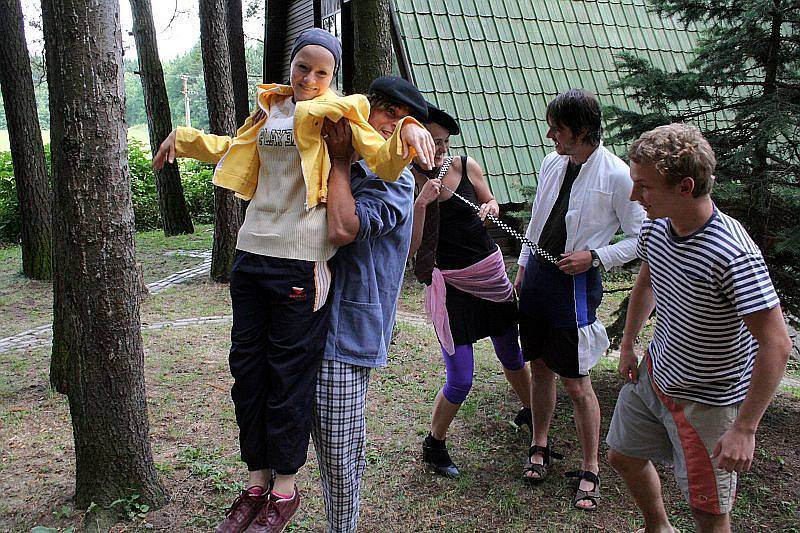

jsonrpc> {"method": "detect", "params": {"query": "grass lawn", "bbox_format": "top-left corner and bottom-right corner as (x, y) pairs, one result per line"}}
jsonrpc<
(0, 125), (150, 152)
(1, 227), (799, 532)
(0, 225), (219, 339)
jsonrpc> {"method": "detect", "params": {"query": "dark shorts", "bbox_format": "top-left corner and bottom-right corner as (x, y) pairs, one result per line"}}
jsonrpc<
(445, 284), (518, 345)
(518, 256), (603, 378)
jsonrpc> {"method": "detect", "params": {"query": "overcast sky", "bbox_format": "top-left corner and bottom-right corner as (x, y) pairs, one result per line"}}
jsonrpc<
(20, 0), (265, 60)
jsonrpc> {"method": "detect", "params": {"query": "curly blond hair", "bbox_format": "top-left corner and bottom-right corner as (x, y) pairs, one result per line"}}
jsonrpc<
(628, 124), (716, 198)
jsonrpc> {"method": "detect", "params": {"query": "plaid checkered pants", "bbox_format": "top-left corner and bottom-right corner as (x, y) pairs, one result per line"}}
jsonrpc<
(312, 359), (371, 533)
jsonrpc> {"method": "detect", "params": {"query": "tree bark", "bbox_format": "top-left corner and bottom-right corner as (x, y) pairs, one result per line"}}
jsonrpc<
(200, 0), (242, 282)
(351, 0), (393, 94)
(747, 1), (782, 248)
(41, 0), (168, 510)
(227, 0), (250, 128)
(342, 0), (355, 94)
(0, 0), (53, 280)
(263, 0), (289, 83)
(129, 0), (194, 236)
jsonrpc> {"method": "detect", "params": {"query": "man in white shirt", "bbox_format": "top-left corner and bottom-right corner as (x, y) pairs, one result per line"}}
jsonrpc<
(515, 89), (645, 511)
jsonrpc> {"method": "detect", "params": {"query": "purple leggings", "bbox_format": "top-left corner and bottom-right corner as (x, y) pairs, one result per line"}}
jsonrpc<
(440, 326), (524, 405)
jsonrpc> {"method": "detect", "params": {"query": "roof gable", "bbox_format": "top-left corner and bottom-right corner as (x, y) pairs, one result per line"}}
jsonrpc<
(393, 0), (701, 203)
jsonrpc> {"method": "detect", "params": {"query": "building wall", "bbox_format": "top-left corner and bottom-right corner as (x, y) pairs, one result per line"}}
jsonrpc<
(280, 0), (318, 82)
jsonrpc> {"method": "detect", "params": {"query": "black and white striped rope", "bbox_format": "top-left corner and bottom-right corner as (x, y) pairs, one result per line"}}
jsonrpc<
(423, 157), (560, 265)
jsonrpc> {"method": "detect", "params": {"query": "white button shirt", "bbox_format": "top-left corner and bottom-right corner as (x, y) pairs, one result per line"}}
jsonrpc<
(518, 143), (645, 269)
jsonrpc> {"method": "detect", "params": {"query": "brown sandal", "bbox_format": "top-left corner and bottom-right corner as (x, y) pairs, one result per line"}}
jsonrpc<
(522, 445), (563, 484)
(565, 470), (601, 511)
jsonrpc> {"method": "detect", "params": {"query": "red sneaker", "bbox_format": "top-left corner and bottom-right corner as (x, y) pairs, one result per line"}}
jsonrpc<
(244, 486), (301, 533)
(215, 487), (267, 533)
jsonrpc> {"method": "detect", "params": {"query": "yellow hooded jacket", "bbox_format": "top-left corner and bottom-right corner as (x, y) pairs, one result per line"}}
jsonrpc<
(175, 83), (421, 209)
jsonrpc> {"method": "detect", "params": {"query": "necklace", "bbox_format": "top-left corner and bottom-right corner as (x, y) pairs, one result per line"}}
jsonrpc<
(413, 157), (559, 265)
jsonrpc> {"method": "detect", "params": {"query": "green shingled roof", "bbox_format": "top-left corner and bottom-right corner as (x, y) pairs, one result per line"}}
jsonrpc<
(393, 0), (701, 203)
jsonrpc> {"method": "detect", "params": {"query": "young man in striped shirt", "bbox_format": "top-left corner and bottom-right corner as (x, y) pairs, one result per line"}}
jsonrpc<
(607, 124), (792, 533)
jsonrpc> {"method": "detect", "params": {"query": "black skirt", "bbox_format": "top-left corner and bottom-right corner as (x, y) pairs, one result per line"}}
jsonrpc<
(444, 284), (518, 346)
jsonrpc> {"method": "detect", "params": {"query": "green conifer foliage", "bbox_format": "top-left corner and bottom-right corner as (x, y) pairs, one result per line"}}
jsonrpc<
(606, 0), (800, 318)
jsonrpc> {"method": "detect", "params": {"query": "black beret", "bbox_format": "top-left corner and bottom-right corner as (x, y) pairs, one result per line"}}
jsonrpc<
(424, 102), (460, 136)
(368, 76), (428, 121)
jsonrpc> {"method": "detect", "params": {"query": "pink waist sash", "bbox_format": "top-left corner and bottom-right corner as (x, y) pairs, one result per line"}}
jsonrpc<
(424, 246), (514, 355)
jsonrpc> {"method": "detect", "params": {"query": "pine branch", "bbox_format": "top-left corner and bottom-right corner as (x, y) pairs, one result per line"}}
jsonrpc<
(675, 100), (751, 120)
(703, 81), (800, 89)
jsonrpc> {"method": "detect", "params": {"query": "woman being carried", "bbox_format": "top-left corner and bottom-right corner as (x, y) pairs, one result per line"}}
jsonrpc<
(153, 28), (434, 533)
(410, 103), (531, 478)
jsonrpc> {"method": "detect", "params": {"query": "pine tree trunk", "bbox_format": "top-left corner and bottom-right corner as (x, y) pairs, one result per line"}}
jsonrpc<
(42, 0), (168, 510)
(200, 0), (242, 282)
(351, 0), (393, 94)
(129, 0), (194, 236)
(747, 4), (782, 248)
(227, 0), (250, 221)
(0, 0), (53, 280)
(342, 1), (355, 94)
(263, 0), (289, 83)
(227, 0), (250, 128)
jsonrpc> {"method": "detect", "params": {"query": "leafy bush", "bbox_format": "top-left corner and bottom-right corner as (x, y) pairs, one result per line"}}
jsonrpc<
(0, 150), (20, 243)
(179, 158), (215, 225)
(0, 141), (215, 243)
(128, 139), (161, 230)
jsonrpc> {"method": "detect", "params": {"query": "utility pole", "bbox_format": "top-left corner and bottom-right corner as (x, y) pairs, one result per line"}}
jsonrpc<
(180, 73), (191, 127)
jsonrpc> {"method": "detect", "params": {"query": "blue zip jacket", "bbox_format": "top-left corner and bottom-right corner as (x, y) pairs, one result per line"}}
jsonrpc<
(324, 161), (414, 368)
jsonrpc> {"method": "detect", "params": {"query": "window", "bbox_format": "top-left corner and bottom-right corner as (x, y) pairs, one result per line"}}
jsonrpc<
(321, 0), (342, 89)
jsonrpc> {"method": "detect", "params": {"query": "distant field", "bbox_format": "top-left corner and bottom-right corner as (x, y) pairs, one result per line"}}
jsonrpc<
(0, 124), (151, 152)
(128, 124), (151, 145)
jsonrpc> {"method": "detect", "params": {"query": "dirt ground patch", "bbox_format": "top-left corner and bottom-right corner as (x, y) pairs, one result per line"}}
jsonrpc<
(2, 321), (799, 532)
(2, 229), (799, 532)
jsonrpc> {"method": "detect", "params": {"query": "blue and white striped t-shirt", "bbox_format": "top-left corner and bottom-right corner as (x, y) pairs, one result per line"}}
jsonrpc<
(638, 208), (780, 406)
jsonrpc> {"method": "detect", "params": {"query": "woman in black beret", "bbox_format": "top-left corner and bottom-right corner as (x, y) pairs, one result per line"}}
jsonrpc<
(410, 103), (532, 478)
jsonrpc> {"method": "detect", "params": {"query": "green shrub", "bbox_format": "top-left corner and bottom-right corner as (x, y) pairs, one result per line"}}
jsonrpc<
(128, 139), (215, 230)
(0, 150), (20, 243)
(506, 182), (536, 225)
(179, 159), (215, 225)
(0, 141), (215, 243)
(128, 139), (161, 230)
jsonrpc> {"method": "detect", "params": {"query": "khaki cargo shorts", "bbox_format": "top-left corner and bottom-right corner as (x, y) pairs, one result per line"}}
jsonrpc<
(606, 356), (740, 515)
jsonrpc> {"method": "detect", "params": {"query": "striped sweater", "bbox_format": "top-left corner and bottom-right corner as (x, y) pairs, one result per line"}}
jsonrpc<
(237, 96), (335, 261)
(638, 208), (780, 405)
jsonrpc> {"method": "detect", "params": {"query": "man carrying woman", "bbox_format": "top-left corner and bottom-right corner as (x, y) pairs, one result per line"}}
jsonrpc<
(313, 75), (428, 533)
(153, 29), (434, 533)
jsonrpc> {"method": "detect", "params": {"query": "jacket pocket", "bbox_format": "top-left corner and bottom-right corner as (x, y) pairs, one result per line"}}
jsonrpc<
(335, 299), (384, 356)
(580, 189), (614, 232)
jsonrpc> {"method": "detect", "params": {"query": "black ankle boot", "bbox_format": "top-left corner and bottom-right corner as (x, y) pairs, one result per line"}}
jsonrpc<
(512, 407), (532, 433)
(422, 434), (460, 478)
